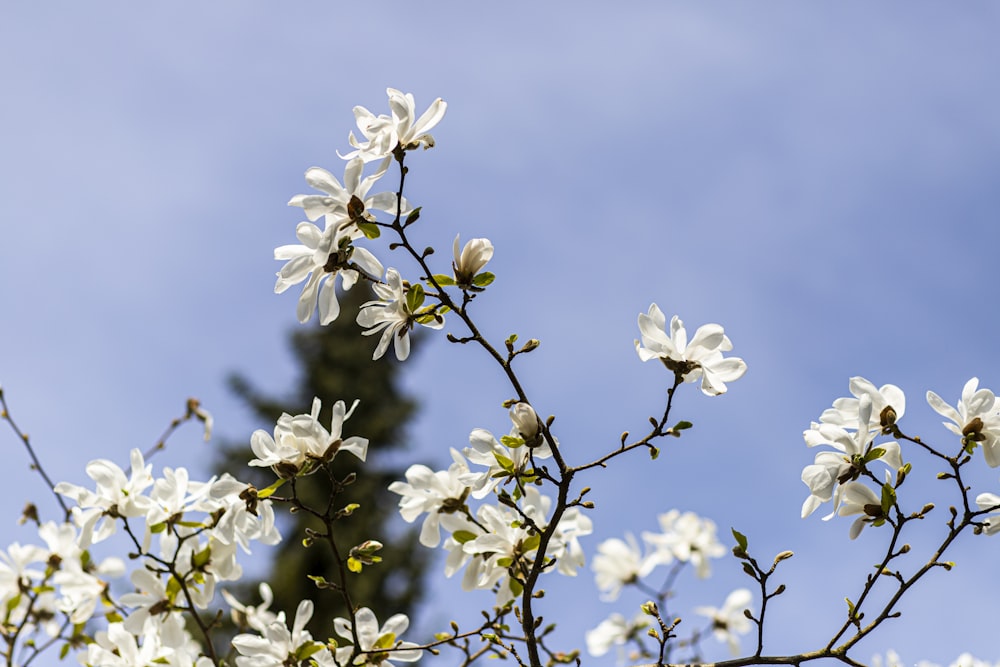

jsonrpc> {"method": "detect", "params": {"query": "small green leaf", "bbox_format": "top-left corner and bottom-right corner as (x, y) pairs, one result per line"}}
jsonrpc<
(522, 533), (541, 553)
(472, 272), (495, 287)
(864, 447), (886, 463)
(192, 546), (212, 569)
(505, 333), (518, 346)
(732, 528), (749, 552)
(405, 206), (422, 226)
(881, 483), (896, 515)
(373, 632), (398, 650)
(406, 283), (425, 312)
(431, 274), (456, 286)
(258, 478), (287, 499)
(347, 557), (362, 573)
(356, 221), (381, 239)
(500, 435), (524, 448)
(165, 576), (182, 603)
(60, 643), (70, 660)
(672, 420), (693, 432)
(452, 530), (478, 544)
(649, 447), (660, 460)
(495, 557), (513, 568)
(493, 453), (516, 473)
(295, 642), (326, 661)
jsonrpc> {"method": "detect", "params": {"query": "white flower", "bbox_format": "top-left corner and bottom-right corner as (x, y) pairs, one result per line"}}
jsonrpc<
(233, 599), (319, 667)
(927, 378), (1000, 467)
(274, 221), (384, 325)
(592, 534), (657, 601)
(837, 482), (884, 539)
(642, 510), (725, 579)
(54, 448), (154, 547)
(357, 268), (444, 361)
(452, 235), (494, 288)
(820, 377), (906, 433)
(288, 157), (400, 225)
(695, 588), (752, 656)
(332, 607), (421, 667)
(508, 402), (541, 443)
(341, 88), (447, 162)
(635, 304), (747, 396)
(975, 492), (1000, 535)
(222, 583), (279, 633)
(389, 449), (474, 547)
(249, 397), (368, 477)
(461, 427), (553, 499)
(86, 622), (171, 667)
(801, 395), (902, 520)
(585, 612), (649, 660)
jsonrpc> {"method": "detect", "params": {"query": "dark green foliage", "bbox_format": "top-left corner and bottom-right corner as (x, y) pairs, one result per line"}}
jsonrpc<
(215, 286), (428, 638)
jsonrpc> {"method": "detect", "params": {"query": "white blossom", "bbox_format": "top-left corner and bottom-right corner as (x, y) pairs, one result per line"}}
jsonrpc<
(332, 607), (421, 667)
(340, 88), (447, 162)
(695, 588), (753, 656)
(635, 304), (747, 396)
(927, 378), (1000, 467)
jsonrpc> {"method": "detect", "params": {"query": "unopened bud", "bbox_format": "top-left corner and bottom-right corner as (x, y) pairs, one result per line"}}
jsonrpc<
(640, 601), (658, 616)
(509, 402), (542, 446)
(772, 550), (794, 566)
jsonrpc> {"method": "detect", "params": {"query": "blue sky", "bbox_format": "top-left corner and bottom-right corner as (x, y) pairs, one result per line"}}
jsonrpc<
(3, 3), (1000, 665)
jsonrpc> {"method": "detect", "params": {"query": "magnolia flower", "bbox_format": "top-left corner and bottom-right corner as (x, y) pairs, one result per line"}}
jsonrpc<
(274, 221), (384, 325)
(54, 448), (155, 547)
(635, 304), (747, 396)
(340, 88), (447, 162)
(975, 492), (1000, 535)
(233, 600), (319, 667)
(461, 426), (552, 499)
(695, 588), (752, 656)
(837, 482), (884, 539)
(820, 377), (906, 434)
(249, 397), (368, 477)
(222, 583), (279, 633)
(288, 157), (400, 225)
(592, 534), (657, 601)
(642, 510), (725, 578)
(452, 235), (494, 288)
(927, 378), (1000, 467)
(509, 402), (541, 444)
(332, 607), (421, 667)
(85, 623), (171, 667)
(389, 449), (474, 547)
(357, 268), (444, 361)
(585, 612), (649, 659)
(801, 395), (902, 520)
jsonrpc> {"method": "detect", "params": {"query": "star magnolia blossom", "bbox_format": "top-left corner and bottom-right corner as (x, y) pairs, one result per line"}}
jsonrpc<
(694, 588), (753, 656)
(288, 157), (400, 226)
(232, 599), (320, 667)
(274, 220), (384, 325)
(331, 607), (421, 667)
(585, 612), (649, 659)
(592, 533), (657, 601)
(249, 397), (368, 477)
(641, 509), (725, 579)
(452, 234), (494, 288)
(340, 88), (447, 162)
(389, 449), (475, 547)
(801, 395), (902, 520)
(635, 304), (747, 396)
(927, 377), (1000, 467)
(820, 376), (906, 434)
(356, 268), (444, 361)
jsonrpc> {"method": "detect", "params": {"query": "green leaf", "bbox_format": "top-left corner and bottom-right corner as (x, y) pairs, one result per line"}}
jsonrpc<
(472, 272), (495, 287)
(295, 641), (326, 661)
(405, 206), (422, 226)
(431, 274), (456, 287)
(165, 576), (182, 603)
(347, 557), (362, 573)
(373, 632), (397, 650)
(406, 283), (425, 312)
(493, 452), (516, 473)
(192, 546), (212, 569)
(257, 478), (286, 499)
(356, 221), (381, 239)
(864, 447), (886, 463)
(649, 446), (660, 460)
(496, 557), (513, 568)
(505, 333), (518, 346)
(732, 528), (749, 552)
(672, 420), (694, 432)
(60, 643), (70, 660)
(452, 530), (478, 544)
(500, 435), (525, 448)
(521, 533), (541, 553)
(880, 483), (896, 515)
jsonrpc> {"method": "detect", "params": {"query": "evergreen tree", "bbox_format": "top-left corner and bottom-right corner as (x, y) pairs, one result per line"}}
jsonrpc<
(215, 286), (428, 637)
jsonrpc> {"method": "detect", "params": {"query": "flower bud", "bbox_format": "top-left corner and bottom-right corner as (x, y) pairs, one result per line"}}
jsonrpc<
(510, 402), (542, 446)
(453, 235), (494, 287)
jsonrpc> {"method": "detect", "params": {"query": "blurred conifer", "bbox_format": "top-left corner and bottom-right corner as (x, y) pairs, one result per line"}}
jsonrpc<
(215, 286), (428, 639)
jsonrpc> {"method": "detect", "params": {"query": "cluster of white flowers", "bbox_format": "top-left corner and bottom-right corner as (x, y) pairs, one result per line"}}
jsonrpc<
(275, 88), (468, 363)
(586, 510), (750, 660)
(800, 378), (906, 538)
(390, 403), (592, 606)
(875, 650), (1000, 667)
(21, 447), (281, 666)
